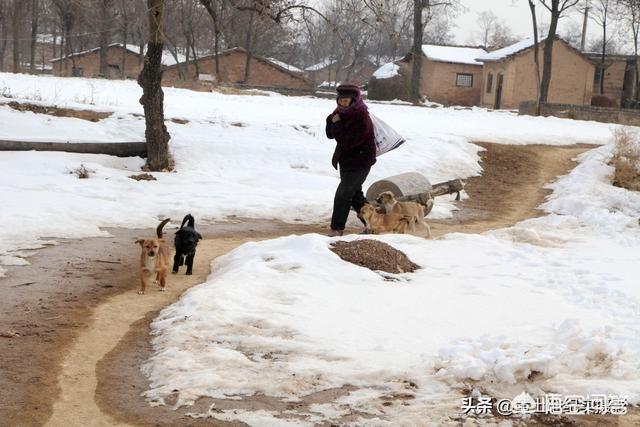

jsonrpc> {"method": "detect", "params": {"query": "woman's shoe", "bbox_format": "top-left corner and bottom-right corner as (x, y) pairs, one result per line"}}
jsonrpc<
(327, 229), (344, 237)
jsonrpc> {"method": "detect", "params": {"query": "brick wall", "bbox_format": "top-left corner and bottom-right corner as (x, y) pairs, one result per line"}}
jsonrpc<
(421, 59), (483, 106)
(369, 57), (482, 105)
(481, 40), (594, 109)
(593, 59), (628, 107)
(163, 51), (310, 89)
(52, 46), (142, 79)
(519, 100), (640, 126)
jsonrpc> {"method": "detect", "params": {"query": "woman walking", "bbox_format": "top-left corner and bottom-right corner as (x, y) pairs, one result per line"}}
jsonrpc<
(325, 83), (376, 237)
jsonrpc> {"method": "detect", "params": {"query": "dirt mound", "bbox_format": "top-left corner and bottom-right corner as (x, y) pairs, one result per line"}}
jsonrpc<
(330, 239), (420, 274)
(6, 101), (112, 122)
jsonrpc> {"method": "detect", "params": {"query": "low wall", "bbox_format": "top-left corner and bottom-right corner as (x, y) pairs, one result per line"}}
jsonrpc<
(519, 100), (640, 126)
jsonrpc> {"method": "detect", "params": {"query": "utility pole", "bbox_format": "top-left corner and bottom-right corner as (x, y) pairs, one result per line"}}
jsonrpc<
(580, 3), (590, 51)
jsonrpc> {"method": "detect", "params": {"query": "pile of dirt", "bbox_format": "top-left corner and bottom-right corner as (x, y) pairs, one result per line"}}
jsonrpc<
(330, 239), (420, 274)
(6, 101), (112, 122)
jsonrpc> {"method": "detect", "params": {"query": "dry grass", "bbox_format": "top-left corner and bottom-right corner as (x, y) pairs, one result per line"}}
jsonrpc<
(611, 128), (640, 192)
(70, 164), (94, 179)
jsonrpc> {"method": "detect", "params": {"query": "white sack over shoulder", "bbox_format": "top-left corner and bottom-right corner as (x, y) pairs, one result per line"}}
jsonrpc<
(370, 113), (406, 156)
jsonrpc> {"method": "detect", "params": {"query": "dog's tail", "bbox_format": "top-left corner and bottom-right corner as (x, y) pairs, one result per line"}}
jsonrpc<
(157, 218), (170, 238)
(180, 214), (195, 229)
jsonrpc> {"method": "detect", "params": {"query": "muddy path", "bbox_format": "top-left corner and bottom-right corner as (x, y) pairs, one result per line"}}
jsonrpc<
(4, 142), (634, 427)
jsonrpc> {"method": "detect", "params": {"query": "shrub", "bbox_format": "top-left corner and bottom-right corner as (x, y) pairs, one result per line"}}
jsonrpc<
(611, 128), (640, 191)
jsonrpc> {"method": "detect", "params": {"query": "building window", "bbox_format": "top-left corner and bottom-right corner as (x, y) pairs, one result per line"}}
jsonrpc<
(594, 66), (603, 85)
(486, 73), (493, 93)
(72, 67), (83, 77)
(456, 73), (473, 87)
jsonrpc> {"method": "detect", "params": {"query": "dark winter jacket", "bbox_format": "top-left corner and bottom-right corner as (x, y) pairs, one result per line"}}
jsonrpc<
(325, 109), (376, 171)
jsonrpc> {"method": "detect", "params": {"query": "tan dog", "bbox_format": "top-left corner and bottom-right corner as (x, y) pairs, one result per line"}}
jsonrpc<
(135, 218), (171, 295)
(359, 204), (411, 234)
(376, 191), (432, 238)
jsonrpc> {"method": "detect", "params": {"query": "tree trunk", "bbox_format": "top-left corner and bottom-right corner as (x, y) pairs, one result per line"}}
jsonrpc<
(0, 2), (7, 72)
(600, 18), (607, 95)
(540, 5), (560, 104)
(243, 10), (255, 83)
(30, 0), (38, 73)
(409, 0), (423, 104)
(121, 0), (128, 79)
(199, 0), (220, 76)
(190, 30), (199, 78)
(99, 0), (113, 78)
(138, 0), (171, 171)
(528, 0), (542, 115)
(12, 0), (25, 73)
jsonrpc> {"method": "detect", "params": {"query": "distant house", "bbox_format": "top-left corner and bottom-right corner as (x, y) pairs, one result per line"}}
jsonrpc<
(163, 47), (312, 89)
(368, 44), (487, 106)
(477, 37), (595, 109)
(586, 53), (638, 108)
(50, 43), (184, 79)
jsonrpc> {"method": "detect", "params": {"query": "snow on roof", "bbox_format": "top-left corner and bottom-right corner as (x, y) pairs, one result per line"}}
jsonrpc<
(305, 58), (337, 71)
(476, 37), (539, 62)
(421, 45), (487, 66)
(372, 62), (399, 80)
(266, 57), (303, 73)
(51, 43), (185, 67)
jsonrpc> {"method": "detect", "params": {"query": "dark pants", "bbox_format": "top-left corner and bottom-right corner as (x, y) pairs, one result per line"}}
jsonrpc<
(331, 167), (370, 231)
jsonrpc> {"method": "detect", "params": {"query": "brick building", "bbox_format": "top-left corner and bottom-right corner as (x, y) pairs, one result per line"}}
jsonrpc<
(163, 47), (312, 89)
(587, 53), (638, 108)
(368, 44), (487, 106)
(50, 43), (183, 79)
(477, 37), (595, 109)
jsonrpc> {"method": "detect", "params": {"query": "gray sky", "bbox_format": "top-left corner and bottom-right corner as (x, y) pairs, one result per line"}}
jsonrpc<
(452, 0), (628, 50)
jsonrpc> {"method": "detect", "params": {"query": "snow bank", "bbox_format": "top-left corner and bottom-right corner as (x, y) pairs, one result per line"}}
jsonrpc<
(142, 135), (640, 423)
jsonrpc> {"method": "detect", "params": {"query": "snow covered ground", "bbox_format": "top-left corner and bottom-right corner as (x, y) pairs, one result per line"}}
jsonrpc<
(1, 72), (639, 424)
(0, 72), (618, 277)
(143, 144), (640, 426)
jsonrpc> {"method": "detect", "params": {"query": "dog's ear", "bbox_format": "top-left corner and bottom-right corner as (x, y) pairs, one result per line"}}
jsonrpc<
(135, 239), (144, 246)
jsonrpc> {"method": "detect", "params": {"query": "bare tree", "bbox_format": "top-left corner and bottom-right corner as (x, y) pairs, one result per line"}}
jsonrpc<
(98, 0), (114, 77)
(138, 0), (171, 170)
(528, 0), (542, 113)
(199, 0), (226, 76)
(0, 0), (9, 71)
(12, 0), (26, 72)
(472, 10), (516, 48)
(589, 0), (620, 94)
(410, 0), (460, 104)
(52, 0), (77, 75)
(30, 0), (39, 73)
(619, 0), (640, 107)
(536, 0), (582, 104)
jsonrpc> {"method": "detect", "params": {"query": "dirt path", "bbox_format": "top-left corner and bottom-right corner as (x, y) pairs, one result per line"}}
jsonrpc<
(5, 142), (636, 427)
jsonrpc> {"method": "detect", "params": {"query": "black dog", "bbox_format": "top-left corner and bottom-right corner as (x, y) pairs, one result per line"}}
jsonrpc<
(173, 214), (202, 275)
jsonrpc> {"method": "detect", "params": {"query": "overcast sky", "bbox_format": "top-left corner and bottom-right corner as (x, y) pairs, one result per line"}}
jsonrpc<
(453, 0), (626, 49)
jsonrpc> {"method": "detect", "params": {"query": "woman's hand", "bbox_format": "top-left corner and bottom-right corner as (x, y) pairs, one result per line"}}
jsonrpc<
(332, 113), (341, 123)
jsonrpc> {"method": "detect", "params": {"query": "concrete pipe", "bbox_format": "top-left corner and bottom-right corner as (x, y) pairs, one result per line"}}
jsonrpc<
(366, 172), (432, 202)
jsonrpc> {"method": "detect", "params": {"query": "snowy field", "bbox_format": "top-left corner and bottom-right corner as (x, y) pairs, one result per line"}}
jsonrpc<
(143, 145), (640, 425)
(1, 72), (639, 424)
(0, 72), (619, 276)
